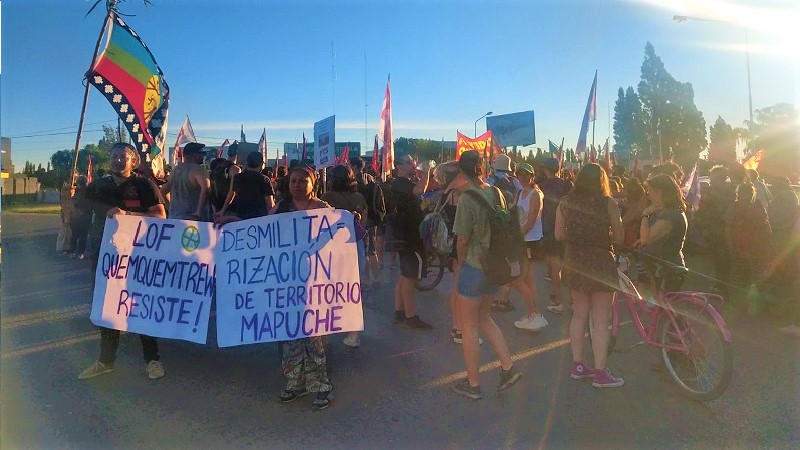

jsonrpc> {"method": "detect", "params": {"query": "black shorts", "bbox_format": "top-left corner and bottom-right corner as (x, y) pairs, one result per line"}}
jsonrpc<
(526, 240), (543, 260)
(399, 250), (425, 280)
(541, 232), (564, 257)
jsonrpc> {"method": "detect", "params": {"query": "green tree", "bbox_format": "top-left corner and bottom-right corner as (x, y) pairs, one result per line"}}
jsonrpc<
(708, 116), (737, 164)
(637, 42), (707, 165)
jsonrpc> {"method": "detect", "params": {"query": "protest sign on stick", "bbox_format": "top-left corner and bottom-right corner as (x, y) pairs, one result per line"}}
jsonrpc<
(215, 209), (363, 347)
(90, 216), (216, 344)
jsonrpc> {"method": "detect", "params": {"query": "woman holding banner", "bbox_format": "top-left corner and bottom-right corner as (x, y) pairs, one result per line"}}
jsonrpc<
(271, 166), (335, 410)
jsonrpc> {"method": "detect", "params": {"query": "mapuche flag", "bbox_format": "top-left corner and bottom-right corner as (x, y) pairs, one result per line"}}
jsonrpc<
(88, 12), (169, 158)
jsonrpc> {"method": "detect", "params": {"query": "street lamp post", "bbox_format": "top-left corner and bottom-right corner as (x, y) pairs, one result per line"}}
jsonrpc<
(474, 111), (493, 138)
(673, 14), (754, 128)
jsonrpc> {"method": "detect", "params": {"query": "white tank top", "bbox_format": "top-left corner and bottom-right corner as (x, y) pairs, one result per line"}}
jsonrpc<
(517, 187), (543, 242)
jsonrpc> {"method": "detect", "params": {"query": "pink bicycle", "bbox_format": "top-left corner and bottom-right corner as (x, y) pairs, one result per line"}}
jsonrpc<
(599, 261), (733, 401)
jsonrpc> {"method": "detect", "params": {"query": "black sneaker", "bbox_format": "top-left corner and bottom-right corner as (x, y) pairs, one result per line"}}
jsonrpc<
(452, 380), (482, 400)
(280, 388), (309, 403)
(394, 310), (406, 324)
(403, 315), (432, 330)
(312, 391), (331, 410)
(497, 367), (522, 392)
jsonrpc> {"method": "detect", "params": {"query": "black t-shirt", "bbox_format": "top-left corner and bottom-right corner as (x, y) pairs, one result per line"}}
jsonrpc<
(232, 170), (275, 219)
(538, 177), (573, 234)
(390, 176), (423, 248)
(85, 175), (165, 254)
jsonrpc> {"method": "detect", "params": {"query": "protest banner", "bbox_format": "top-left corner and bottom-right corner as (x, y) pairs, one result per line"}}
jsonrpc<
(314, 115), (336, 169)
(456, 130), (495, 160)
(215, 209), (363, 347)
(486, 110), (536, 147)
(90, 216), (216, 344)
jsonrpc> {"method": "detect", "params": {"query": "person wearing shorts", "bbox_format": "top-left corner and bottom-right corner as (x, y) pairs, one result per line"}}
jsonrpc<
(390, 155), (433, 330)
(450, 150), (521, 400)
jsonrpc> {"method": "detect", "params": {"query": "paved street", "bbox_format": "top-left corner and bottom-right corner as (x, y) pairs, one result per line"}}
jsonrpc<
(1, 213), (798, 449)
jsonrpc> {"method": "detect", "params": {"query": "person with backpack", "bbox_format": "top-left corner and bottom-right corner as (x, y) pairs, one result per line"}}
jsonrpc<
(555, 163), (625, 388)
(209, 143), (241, 213)
(349, 157), (386, 290)
(486, 154), (523, 310)
(451, 150), (522, 400)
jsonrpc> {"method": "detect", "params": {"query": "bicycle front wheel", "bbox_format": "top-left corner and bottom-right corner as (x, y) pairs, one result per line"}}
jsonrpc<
(658, 302), (732, 401)
(414, 253), (446, 291)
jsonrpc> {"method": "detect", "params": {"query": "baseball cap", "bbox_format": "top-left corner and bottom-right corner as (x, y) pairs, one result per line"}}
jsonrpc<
(516, 162), (535, 176)
(183, 142), (207, 155)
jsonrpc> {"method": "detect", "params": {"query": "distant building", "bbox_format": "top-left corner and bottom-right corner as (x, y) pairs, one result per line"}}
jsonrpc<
(1, 138), (39, 196)
(1, 137), (14, 175)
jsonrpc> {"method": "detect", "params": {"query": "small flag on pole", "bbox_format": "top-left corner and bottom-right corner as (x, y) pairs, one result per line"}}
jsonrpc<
(258, 129), (267, 164)
(87, 155), (94, 184)
(240, 125), (247, 143)
(378, 74), (393, 181)
(372, 135), (380, 175)
(171, 116), (196, 166)
(218, 139), (230, 158)
(575, 69), (598, 158)
(302, 133), (308, 162)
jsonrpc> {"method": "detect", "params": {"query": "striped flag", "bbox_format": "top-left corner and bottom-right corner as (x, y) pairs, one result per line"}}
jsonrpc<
(575, 70), (597, 158)
(171, 116), (196, 166)
(378, 74), (393, 181)
(681, 162), (701, 211)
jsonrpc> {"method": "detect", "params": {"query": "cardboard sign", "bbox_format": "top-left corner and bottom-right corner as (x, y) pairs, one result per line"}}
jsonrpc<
(90, 216), (216, 344)
(215, 209), (363, 347)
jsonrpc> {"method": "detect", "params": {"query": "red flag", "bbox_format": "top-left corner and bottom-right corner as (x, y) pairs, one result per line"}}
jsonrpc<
(342, 143), (350, 165)
(742, 148), (764, 170)
(602, 139), (612, 171)
(218, 139), (230, 158)
(372, 135), (379, 174)
(86, 155), (93, 184)
(302, 133), (308, 162)
(171, 116), (196, 166)
(378, 74), (393, 181)
(274, 147), (279, 171)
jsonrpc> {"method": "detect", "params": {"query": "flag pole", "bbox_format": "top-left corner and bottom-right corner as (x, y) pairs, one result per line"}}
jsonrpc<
(71, 2), (116, 188)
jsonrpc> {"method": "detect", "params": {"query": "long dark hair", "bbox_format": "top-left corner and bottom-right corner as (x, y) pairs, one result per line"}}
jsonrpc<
(573, 163), (611, 198)
(330, 164), (357, 192)
(646, 174), (686, 213)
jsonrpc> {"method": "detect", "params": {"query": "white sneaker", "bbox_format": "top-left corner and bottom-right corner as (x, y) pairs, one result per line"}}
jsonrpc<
(514, 313), (548, 331)
(546, 303), (564, 314)
(343, 335), (361, 347)
(779, 325), (800, 337)
(146, 360), (165, 380)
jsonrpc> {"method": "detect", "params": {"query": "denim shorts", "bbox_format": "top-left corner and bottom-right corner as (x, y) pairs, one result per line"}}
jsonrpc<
(457, 263), (498, 299)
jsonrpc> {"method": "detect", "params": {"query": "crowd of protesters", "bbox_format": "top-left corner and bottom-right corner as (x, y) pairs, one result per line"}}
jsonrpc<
(59, 141), (800, 407)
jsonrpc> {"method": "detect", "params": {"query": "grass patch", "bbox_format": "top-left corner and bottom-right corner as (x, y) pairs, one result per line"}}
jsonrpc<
(3, 204), (61, 214)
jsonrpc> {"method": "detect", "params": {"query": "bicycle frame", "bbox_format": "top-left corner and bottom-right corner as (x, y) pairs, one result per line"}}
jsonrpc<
(611, 271), (732, 354)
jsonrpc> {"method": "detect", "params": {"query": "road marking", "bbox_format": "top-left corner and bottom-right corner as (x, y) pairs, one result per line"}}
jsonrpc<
(1, 304), (91, 330)
(422, 338), (572, 389)
(423, 320), (635, 389)
(1, 331), (100, 360)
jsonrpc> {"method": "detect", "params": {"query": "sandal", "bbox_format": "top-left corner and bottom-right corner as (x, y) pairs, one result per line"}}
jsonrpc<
(312, 391), (332, 410)
(280, 389), (309, 403)
(491, 299), (515, 312)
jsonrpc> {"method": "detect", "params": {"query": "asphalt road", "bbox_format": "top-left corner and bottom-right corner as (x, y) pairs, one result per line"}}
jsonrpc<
(1, 213), (798, 449)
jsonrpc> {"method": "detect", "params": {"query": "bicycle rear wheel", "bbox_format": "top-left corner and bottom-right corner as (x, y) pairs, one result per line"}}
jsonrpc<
(658, 302), (732, 401)
(414, 253), (446, 291)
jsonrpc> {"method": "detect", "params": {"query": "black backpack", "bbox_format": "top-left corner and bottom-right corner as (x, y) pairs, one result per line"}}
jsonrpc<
(356, 174), (386, 227)
(492, 175), (519, 208)
(463, 187), (525, 285)
(210, 160), (236, 208)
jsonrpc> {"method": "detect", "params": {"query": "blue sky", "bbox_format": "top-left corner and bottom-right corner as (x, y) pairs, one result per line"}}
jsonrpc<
(1, 0), (797, 166)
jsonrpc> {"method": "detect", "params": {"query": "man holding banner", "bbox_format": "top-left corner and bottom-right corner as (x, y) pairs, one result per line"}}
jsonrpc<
(78, 143), (168, 381)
